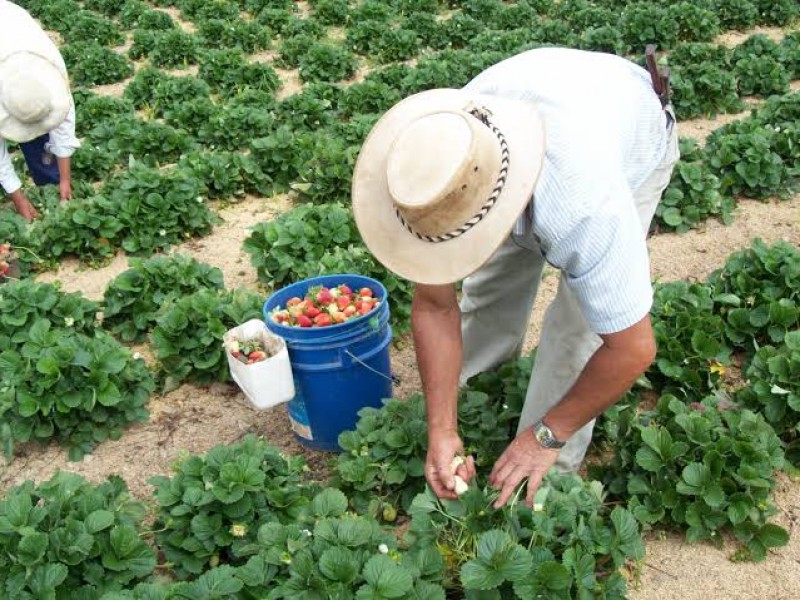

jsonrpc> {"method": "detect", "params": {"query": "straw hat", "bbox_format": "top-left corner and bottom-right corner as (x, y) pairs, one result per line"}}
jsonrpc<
(352, 89), (546, 285)
(0, 51), (71, 143)
(0, 0), (71, 143)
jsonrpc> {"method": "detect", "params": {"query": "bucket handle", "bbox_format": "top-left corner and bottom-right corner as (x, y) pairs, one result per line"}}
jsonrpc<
(344, 349), (399, 385)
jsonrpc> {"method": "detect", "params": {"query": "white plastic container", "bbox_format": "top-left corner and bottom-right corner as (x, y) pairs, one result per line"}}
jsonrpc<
(224, 319), (295, 410)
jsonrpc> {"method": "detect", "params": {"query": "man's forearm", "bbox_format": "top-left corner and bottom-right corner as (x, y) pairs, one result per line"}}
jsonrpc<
(412, 292), (463, 435)
(57, 156), (71, 184)
(543, 318), (656, 441)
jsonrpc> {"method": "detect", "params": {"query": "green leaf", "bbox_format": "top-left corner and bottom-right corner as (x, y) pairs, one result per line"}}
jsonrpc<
(756, 523), (789, 548)
(319, 547), (358, 584)
(312, 488), (349, 518)
(5, 493), (32, 528)
(85, 509), (115, 533)
(461, 560), (504, 591)
(18, 531), (48, 566)
(362, 555), (413, 598)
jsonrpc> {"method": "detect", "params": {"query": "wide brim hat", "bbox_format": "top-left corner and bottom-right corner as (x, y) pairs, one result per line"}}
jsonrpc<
(352, 88), (546, 285)
(0, 51), (71, 142)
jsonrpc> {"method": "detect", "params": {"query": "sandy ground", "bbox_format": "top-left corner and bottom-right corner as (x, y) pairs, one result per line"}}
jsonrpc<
(2, 15), (799, 599)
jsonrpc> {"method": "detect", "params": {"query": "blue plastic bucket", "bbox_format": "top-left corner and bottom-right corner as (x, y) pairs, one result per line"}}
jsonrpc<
(263, 274), (393, 451)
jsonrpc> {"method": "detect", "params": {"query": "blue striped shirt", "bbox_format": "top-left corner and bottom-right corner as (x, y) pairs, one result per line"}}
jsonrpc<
(464, 48), (671, 334)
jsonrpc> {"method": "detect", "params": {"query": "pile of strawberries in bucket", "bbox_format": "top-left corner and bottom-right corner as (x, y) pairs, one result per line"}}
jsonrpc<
(270, 284), (379, 328)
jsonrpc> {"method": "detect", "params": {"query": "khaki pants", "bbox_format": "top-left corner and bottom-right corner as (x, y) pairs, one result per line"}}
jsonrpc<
(459, 113), (680, 472)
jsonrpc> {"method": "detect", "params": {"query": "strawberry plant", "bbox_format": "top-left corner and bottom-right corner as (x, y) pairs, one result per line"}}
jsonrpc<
(464, 351), (536, 428)
(591, 393), (788, 561)
(151, 288), (264, 390)
(96, 117), (195, 168)
(128, 29), (158, 60)
(711, 0), (758, 30)
(70, 144), (119, 183)
(273, 87), (338, 131)
(373, 28), (421, 64)
(197, 19), (271, 53)
(704, 120), (787, 199)
(124, 69), (212, 119)
(196, 103), (278, 151)
(732, 35), (790, 97)
(180, 0), (240, 24)
(178, 151), (272, 199)
(291, 129), (357, 204)
(30, 0), (82, 31)
(737, 332), (800, 463)
(621, 3), (679, 50)
(103, 165), (219, 256)
(249, 127), (307, 191)
(147, 29), (201, 68)
(276, 34), (318, 68)
(243, 202), (359, 287)
(648, 281), (732, 397)
(339, 81), (402, 119)
(0, 211), (36, 276)
(199, 49), (281, 97)
(780, 32), (800, 80)
(298, 41), (359, 83)
(0, 472), (155, 599)
(666, 1), (720, 43)
(0, 320), (154, 461)
(149, 435), (312, 578)
(708, 238), (800, 351)
(61, 41), (134, 86)
(0, 279), (98, 344)
(310, 0), (350, 26)
(405, 473), (644, 598)
(579, 25), (628, 55)
(753, 0), (800, 26)
(119, 2), (176, 29)
(102, 254), (225, 343)
(84, 0), (126, 16)
(655, 157), (734, 231)
(63, 10), (125, 46)
(75, 91), (135, 137)
(668, 43), (743, 120)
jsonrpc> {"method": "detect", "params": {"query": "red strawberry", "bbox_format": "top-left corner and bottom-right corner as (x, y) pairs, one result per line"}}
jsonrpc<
(314, 313), (332, 327)
(297, 315), (313, 328)
(336, 296), (351, 310)
(358, 302), (373, 315)
(332, 312), (346, 324)
(316, 289), (334, 305)
(305, 305), (321, 318)
(339, 285), (352, 296)
(343, 305), (357, 317)
(249, 351), (267, 361)
(359, 287), (373, 298)
(286, 297), (302, 307)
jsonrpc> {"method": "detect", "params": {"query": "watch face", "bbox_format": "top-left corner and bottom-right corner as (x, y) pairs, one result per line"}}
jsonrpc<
(536, 426), (550, 446)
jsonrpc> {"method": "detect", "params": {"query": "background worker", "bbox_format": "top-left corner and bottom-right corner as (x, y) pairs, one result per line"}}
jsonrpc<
(0, 0), (79, 221)
(351, 47), (678, 509)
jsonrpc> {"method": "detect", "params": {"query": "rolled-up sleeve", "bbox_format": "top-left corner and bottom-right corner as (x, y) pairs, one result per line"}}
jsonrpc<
(543, 196), (653, 335)
(0, 139), (22, 195)
(47, 100), (80, 158)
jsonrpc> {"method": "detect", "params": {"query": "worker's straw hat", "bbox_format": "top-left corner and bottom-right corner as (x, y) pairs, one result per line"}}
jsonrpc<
(0, 0), (71, 142)
(352, 88), (545, 285)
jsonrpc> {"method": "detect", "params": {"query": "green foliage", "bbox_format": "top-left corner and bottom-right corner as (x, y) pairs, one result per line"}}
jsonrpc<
(62, 42), (133, 86)
(147, 29), (201, 68)
(779, 32), (800, 80)
(0, 472), (155, 599)
(102, 254), (225, 343)
(752, 0), (800, 26)
(149, 435), (312, 578)
(738, 332), (800, 462)
(178, 150), (272, 199)
(151, 288), (264, 389)
(406, 474), (643, 597)
(75, 91), (135, 137)
(199, 49), (281, 97)
(667, 1), (720, 43)
(123, 69), (212, 118)
(648, 281), (731, 397)
(63, 10), (125, 46)
(621, 3), (679, 50)
(668, 43), (744, 120)
(708, 239), (800, 351)
(0, 320), (154, 461)
(298, 42), (359, 83)
(704, 119), (788, 199)
(711, 0), (758, 30)
(311, 0), (350, 26)
(243, 202), (358, 286)
(592, 394), (787, 561)
(90, 117), (195, 168)
(732, 35), (790, 97)
(197, 19), (271, 53)
(656, 157), (734, 231)
(0, 211), (36, 276)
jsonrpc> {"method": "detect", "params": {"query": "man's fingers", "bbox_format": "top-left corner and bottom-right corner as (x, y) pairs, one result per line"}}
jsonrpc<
(494, 468), (527, 509)
(525, 471), (545, 507)
(465, 455), (477, 480)
(427, 472), (457, 500)
(490, 459), (518, 490)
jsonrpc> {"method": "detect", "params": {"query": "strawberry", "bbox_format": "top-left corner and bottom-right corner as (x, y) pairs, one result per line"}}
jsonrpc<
(336, 295), (351, 310)
(272, 310), (290, 323)
(314, 313), (332, 327)
(286, 297), (302, 307)
(297, 315), (313, 328)
(249, 350), (267, 361)
(332, 312), (346, 324)
(343, 305), (357, 317)
(359, 287), (373, 298)
(358, 302), (373, 315)
(316, 289), (334, 306)
(305, 305), (321, 318)
(339, 285), (352, 296)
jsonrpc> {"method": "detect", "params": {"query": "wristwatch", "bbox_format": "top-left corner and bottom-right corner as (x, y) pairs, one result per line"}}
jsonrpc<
(532, 419), (566, 449)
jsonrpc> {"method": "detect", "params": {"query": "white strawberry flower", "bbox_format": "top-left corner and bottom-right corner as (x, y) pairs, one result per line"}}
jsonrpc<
(159, 229), (166, 236)
(301, 529), (312, 537)
(133, 352), (142, 360)
(64, 317), (75, 327)
(378, 544), (389, 555)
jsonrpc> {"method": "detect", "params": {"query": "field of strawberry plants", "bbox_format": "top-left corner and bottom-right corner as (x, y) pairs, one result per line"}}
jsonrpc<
(1, 0), (799, 598)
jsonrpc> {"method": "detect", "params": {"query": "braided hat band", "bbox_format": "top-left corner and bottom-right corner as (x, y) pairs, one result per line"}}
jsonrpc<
(393, 106), (510, 244)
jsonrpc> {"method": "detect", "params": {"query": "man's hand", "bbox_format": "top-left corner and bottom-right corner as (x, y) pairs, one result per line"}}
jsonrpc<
(10, 189), (38, 221)
(426, 428), (476, 500)
(489, 427), (559, 509)
(59, 179), (72, 201)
